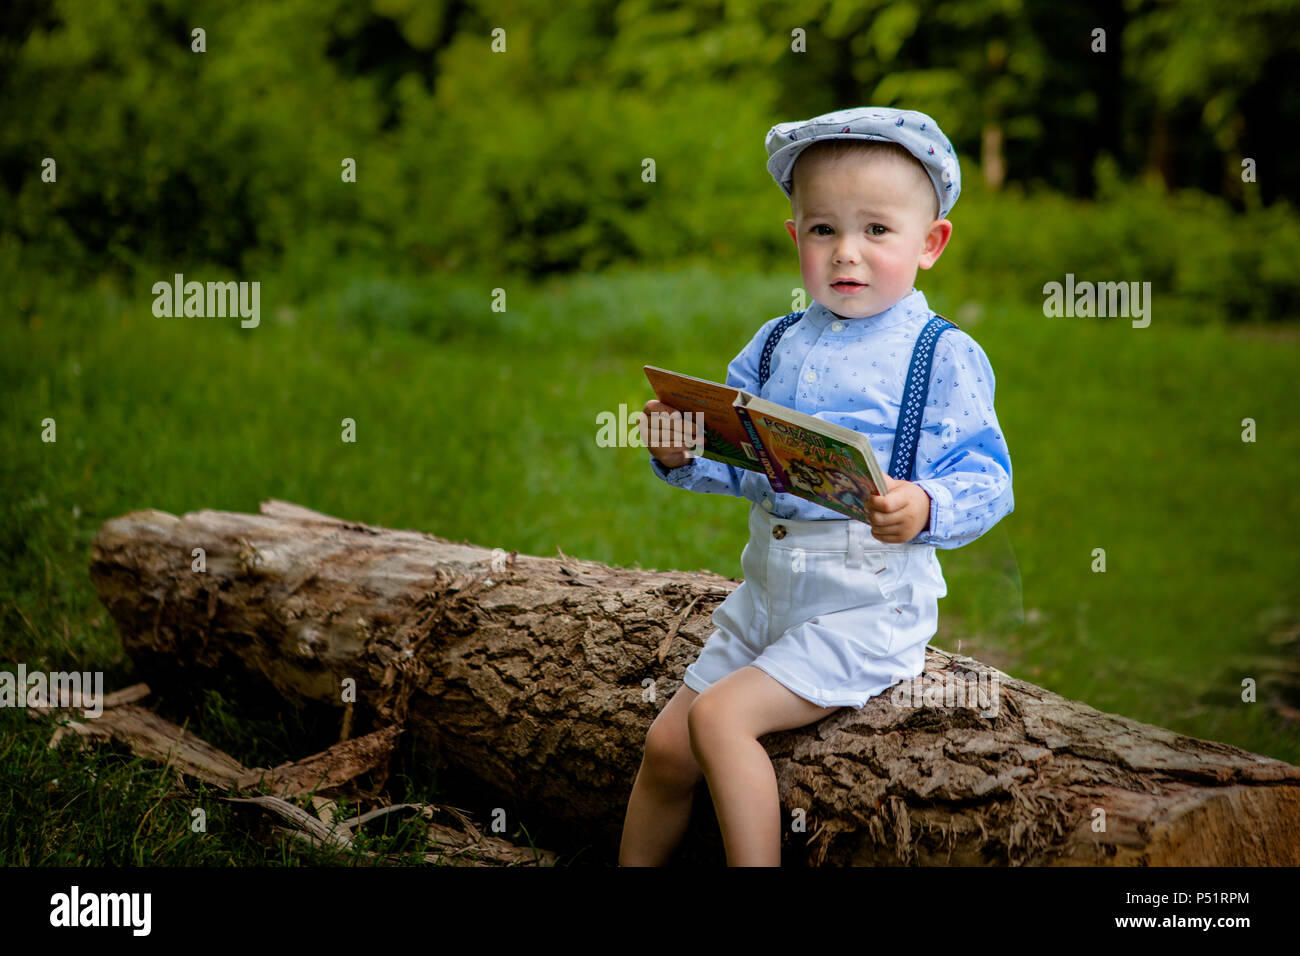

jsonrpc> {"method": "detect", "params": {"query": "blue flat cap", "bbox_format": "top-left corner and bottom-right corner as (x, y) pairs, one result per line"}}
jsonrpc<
(765, 106), (961, 219)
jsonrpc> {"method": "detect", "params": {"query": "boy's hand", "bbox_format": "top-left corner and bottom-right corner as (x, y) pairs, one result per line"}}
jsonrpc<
(639, 399), (699, 470)
(865, 475), (931, 543)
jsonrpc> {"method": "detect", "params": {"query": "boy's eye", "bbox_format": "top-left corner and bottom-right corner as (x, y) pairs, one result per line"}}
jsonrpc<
(810, 223), (888, 236)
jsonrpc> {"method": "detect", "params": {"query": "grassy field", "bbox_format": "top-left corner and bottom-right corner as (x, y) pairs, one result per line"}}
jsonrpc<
(2, 260), (1298, 864)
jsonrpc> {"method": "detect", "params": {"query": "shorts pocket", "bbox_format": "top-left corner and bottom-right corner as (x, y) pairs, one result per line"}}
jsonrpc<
(860, 547), (909, 600)
(787, 547), (908, 616)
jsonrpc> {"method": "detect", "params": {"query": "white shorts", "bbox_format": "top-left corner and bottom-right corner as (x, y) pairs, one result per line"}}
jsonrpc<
(683, 501), (946, 709)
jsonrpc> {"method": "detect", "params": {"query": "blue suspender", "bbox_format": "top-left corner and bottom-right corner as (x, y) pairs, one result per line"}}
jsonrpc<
(756, 311), (957, 482)
(887, 314), (956, 482)
(757, 310), (805, 391)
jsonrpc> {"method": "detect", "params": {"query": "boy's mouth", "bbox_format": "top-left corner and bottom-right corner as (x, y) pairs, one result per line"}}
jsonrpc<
(831, 279), (868, 294)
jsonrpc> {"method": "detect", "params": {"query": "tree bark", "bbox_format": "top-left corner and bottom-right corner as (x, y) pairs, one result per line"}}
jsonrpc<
(88, 499), (1300, 866)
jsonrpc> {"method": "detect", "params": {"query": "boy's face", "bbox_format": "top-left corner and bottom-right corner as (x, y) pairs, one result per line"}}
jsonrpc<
(785, 152), (953, 319)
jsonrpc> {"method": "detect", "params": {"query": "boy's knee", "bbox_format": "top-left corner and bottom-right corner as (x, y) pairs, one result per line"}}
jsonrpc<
(686, 691), (736, 750)
(643, 718), (697, 786)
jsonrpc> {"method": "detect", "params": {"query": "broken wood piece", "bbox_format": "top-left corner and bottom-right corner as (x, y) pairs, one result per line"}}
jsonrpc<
(311, 795), (339, 830)
(225, 794), (353, 848)
(265, 806), (558, 867)
(27, 686), (559, 864)
(35, 701), (248, 788)
(31, 686), (402, 799)
(657, 594), (702, 664)
(232, 725), (403, 797)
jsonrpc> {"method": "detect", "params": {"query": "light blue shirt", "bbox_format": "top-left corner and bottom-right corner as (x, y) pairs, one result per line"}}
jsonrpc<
(649, 288), (1013, 549)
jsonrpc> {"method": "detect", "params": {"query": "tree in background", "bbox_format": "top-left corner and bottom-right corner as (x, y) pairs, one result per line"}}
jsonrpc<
(2, 0), (1296, 285)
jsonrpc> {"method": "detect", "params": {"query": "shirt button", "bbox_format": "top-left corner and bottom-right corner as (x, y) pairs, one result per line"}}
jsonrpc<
(831, 321), (844, 332)
(761, 498), (774, 511)
(804, 370), (817, 383)
(772, 525), (787, 539)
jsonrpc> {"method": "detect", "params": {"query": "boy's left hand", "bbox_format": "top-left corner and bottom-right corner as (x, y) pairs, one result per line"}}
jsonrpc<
(865, 476), (931, 543)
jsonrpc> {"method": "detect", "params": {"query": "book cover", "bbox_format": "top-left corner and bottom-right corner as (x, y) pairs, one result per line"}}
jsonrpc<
(642, 365), (761, 471)
(737, 395), (888, 523)
(643, 365), (891, 521)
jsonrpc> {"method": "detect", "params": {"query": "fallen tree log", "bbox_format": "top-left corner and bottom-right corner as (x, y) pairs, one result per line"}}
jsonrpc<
(89, 499), (1300, 865)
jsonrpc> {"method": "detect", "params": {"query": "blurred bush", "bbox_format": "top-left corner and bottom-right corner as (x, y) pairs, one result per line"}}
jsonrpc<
(2, 0), (1297, 323)
(936, 158), (1300, 323)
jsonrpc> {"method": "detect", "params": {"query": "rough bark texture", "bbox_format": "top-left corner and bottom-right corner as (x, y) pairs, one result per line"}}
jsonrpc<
(89, 499), (1300, 866)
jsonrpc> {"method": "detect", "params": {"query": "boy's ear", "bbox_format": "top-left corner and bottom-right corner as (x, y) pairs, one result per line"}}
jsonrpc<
(785, 219), (798, 245)
(918, 219), (953, 270)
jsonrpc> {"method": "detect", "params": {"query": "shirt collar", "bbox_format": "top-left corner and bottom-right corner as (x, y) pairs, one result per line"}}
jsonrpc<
(803, 288), (930, 333)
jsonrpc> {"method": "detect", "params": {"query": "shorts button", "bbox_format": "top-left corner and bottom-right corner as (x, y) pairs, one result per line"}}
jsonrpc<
(772, 524), (787, 539)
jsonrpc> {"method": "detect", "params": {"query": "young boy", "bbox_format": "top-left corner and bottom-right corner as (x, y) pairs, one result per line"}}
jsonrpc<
(621, 107), (1013, 866)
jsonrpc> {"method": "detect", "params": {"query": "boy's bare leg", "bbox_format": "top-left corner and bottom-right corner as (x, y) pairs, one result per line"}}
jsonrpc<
(687, 665), (840, 866)
(618, 685), (703, 866)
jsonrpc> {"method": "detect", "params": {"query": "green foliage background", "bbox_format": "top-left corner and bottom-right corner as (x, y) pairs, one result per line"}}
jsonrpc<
(4, 0), (1300, 319)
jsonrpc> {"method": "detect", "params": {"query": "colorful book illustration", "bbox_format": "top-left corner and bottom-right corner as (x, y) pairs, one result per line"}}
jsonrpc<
(643, 365), (890, 523)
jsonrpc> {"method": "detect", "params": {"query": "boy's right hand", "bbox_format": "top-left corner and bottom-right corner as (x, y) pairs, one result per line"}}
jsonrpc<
(639, 399), (699, 470)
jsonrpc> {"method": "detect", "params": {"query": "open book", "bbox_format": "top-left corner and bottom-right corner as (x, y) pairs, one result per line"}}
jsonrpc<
(644, 365), (889, 523)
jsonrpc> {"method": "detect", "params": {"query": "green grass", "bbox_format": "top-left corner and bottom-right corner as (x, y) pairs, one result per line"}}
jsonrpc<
(2, 259), (1298, 864)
